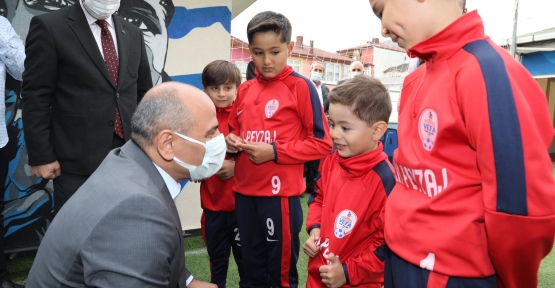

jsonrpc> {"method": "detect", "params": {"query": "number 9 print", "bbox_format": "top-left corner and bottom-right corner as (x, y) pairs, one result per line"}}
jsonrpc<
(271, 176), (281, 194)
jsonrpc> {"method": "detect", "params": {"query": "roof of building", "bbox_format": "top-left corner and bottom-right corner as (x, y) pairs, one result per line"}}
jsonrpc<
(496, 27), (555, 47)
(336, 42), (406, 53)
(290, 44), (353, 63)
(230, 35), (353, 63)
(231, 36), (249, 49)
(384, 63), (409, 74)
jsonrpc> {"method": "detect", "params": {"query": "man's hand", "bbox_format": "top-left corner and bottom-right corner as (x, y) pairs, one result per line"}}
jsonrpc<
(30, 161), (61, 180)
(303, 228), (321, 258)
(236, 142), (275, 164)
(216, 160), (235, 180)
(319, 253), (347, 288)
(187, 278), (217, 288)
(225, 133), (245, 153)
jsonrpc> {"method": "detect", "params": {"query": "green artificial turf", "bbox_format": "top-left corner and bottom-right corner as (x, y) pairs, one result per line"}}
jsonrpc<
(185, 195), (311, 287)
(6, 165), (555, 286)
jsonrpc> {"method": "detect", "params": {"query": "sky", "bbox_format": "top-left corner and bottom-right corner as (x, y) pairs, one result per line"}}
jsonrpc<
(231, 0), (555, 52)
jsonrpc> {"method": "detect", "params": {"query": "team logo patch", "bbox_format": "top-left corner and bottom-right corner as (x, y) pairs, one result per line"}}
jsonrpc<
(265, 99), (279, 118)
(418, 109), (438, 151)
(334, 210), (357, 239)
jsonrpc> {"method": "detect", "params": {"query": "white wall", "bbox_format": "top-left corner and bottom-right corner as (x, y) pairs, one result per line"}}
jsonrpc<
(172, 0), (232, 232)
(372, 47), (410, 78)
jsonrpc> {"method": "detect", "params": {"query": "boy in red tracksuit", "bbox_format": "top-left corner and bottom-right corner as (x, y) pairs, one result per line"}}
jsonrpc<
(304, 76), (395, 288)
(369, 0), (555, 287)
(200, 60), (246, 288)
(225, 11), (333, 288)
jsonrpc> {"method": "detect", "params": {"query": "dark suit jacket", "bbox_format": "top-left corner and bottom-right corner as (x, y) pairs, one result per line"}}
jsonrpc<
(22, 4), (153, 175)
(337, 79), (348, 86)
(321, 84), (330, 114)
(26, 140), (191, 287)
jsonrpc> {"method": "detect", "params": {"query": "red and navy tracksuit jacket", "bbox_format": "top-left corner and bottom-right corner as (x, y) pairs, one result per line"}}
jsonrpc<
(228, 65), (332, 288)
(200, 105), (245, 288)
(385, 11), (555, 288)
(228, 65), (333, 197)
(306, 144), (394, 288)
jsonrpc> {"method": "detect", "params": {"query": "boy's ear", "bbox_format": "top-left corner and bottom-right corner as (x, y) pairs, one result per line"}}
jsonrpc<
(287, 42), (294, 56)
(372, 121), (388, 141)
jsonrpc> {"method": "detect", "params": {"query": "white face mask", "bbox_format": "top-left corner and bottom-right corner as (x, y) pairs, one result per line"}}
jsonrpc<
(351, 72), (362, 78)
(83, 0), (120, 20)
(311, 72), (324, 82)
(173, 133), (226, 181)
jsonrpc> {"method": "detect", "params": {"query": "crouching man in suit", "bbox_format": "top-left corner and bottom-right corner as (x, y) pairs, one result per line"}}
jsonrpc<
(26, 82), (219, 288)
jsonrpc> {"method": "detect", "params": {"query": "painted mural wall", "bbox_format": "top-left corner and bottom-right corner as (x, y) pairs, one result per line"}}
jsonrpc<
(2, 0), (231, 252)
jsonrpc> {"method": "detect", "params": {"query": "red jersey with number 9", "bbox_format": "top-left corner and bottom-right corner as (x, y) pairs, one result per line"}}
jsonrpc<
(228, 66), (332, 197)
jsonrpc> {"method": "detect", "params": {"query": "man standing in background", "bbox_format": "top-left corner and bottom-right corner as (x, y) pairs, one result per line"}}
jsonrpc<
(22, 0), (153, 212)
(309, 61), (330, 114)
(305, 61), (330, 196)
(337, 60), (365, 85)
(0, 15), (25, 288)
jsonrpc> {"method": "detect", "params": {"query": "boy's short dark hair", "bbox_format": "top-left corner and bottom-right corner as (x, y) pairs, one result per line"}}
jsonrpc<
(202, 60), (242, 88)
(329, 75), (392, 125)
(247, 11), (292, 44)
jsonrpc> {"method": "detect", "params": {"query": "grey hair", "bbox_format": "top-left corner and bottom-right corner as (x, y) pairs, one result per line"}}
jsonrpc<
(131, 86), (193, 148)
(310, 61), (324, 72)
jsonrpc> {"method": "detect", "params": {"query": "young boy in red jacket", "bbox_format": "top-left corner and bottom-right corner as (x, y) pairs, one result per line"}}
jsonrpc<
(225, 11), (333, 287)
(303, 75), (394, 288)
(369, 0), (555, 287)
(200, 60), (246, 288)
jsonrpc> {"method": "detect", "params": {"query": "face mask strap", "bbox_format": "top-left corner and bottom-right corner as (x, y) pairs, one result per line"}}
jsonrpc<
(174, 132), (206, 147)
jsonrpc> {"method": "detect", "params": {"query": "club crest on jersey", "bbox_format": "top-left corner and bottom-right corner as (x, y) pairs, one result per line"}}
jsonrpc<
(334, 210), (357, 239)
(418, 109), (438, 151)
(265, 99), (279, 118)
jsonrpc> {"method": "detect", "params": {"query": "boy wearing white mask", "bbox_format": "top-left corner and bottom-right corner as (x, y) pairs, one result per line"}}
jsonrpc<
(22, 0), (153, 213)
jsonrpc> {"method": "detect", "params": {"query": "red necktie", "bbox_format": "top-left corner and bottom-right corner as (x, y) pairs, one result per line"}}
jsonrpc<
(96, 20), (124, 139)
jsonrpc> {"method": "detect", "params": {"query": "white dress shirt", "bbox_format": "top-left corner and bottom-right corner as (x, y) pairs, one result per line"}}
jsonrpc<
(152, 163), (194, 286)
(313, 81), (323, 106)
(79, 0), (119, 59)
(408, 57), (420, 73)
(0, 16), (25, 148)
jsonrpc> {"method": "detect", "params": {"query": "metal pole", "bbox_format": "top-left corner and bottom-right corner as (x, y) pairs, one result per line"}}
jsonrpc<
(510, 0), (519, 58)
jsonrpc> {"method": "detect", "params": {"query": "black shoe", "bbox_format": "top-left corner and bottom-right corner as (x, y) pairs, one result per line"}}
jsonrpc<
(0, 280), (24, 288)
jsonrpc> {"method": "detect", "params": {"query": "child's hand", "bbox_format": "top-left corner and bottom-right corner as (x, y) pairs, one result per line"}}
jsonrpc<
(303, 228), (320, 258)
(319, 253), (346, 288)
(216, 160), (235, 180)
(236, 142), (275, 164)
(225, 133), (245, 153)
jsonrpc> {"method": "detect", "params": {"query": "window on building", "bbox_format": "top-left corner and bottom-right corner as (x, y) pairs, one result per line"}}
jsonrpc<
(288, 59), (301, 73)
(343, 65), (350, 80)
(235, 61), (249, 76)
(325, 63), (341, 82)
